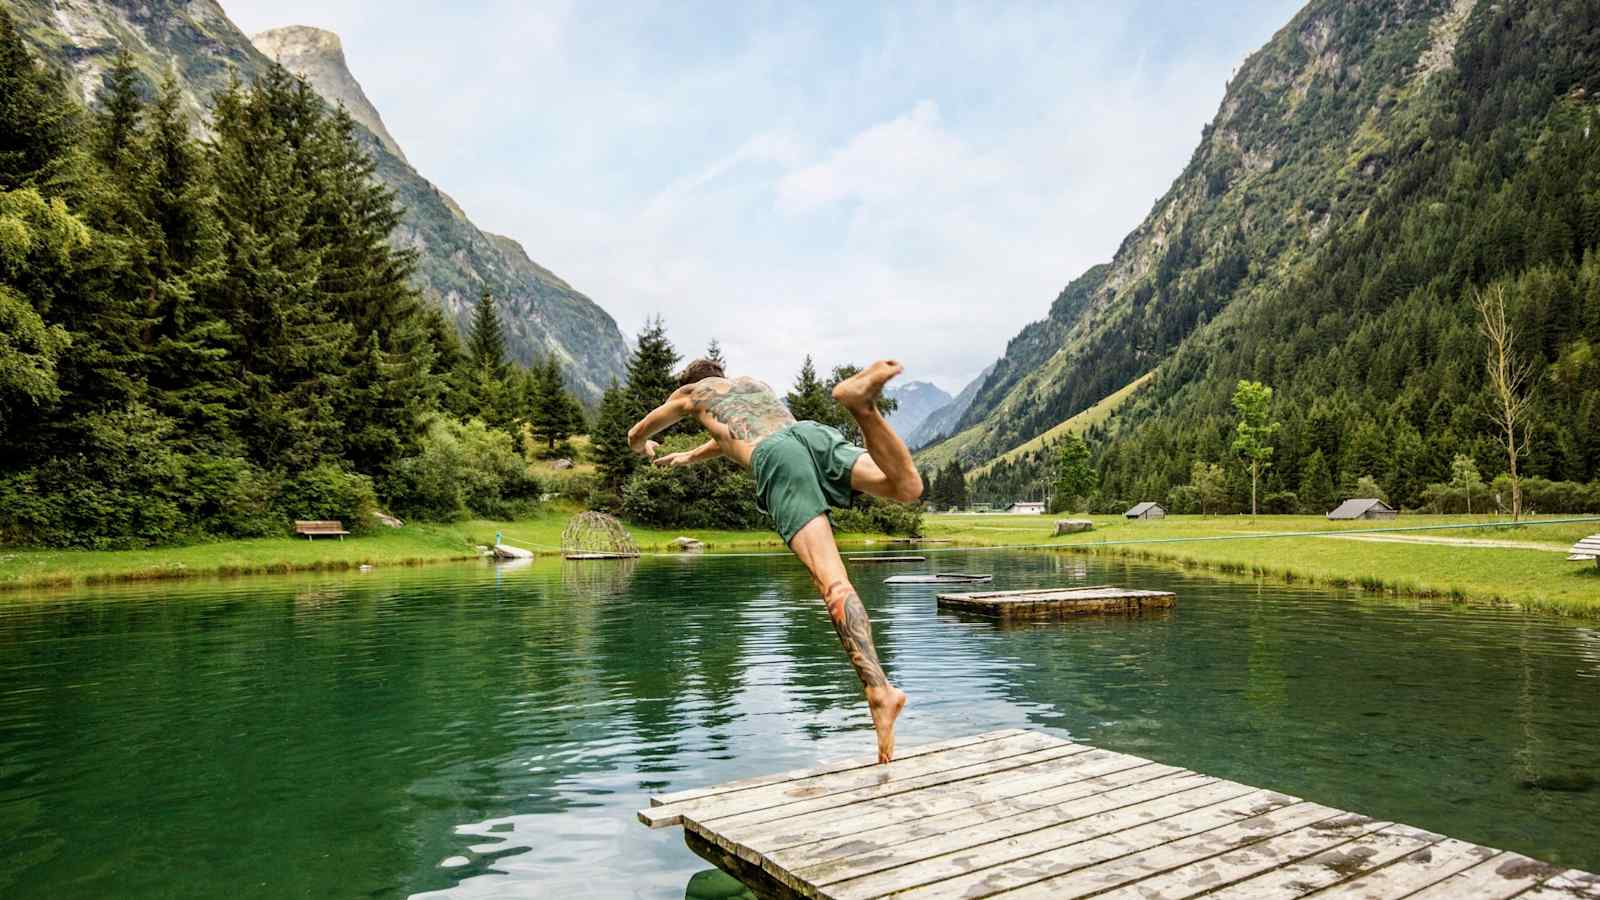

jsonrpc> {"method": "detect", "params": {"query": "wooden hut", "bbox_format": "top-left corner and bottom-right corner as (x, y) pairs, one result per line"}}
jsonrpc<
(1124, 501), (1166, 520)
(1326, 498), (1398, 520)
(1007, 501), (1046, 515)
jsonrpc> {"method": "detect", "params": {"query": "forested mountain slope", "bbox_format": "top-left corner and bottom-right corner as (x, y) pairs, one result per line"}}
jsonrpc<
(8, 0), (628, 402)
(929, 0), (1600, 512)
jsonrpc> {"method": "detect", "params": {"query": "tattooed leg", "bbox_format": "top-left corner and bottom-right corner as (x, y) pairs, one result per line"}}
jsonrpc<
(790, 514), (907, 763)
(823, 580), (887, 687)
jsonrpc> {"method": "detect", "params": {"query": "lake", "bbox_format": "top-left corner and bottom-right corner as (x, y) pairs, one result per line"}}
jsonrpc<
(1, 551), (1597, 898)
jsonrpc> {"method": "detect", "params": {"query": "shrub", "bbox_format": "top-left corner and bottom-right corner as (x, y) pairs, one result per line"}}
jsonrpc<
(832, 495), (923, 537)
(387, 415), (541, 521)
(0, 404), (186, 548)
(620, 435), (765, 530)
(182, 454), (280, 538)
(1262, 490), (1299, 514)
(277, 462), (379, 533)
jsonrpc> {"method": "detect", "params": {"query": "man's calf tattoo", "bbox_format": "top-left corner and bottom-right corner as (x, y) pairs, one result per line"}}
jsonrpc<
(824, 581), (888, 688)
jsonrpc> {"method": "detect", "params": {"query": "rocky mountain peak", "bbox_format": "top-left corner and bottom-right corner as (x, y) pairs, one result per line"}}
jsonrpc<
(250, 25), (409, 164)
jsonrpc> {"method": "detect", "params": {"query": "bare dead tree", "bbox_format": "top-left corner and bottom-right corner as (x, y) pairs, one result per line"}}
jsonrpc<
(1473, 284), (1535, 520)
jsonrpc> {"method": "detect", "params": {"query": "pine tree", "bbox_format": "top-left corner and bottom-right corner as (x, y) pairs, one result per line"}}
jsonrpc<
(592, 381), (638, 495)
(467, 289), (506, 372)
(785, 355), (832, 422)
(706, 338), (727, 368)
(138, 72), (234, 450)
(0, 10), (78, 193)
(209, 69), (348, 469)
(625, 315), (680, 419)
(530, 357), (582, 451)
(1298, 449), (1335, 512)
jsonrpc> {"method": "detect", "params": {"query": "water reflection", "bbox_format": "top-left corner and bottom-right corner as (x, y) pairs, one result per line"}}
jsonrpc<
(0, 553), (1595, 899)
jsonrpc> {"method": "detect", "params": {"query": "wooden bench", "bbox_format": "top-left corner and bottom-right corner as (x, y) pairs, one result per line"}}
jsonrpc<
(1569, 534), (1600, 568)
(294, 520), (350, 541)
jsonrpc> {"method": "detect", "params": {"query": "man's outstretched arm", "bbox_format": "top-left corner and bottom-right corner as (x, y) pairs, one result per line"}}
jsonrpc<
(628, 392), (692, 457)
(654, 439), (723, 467)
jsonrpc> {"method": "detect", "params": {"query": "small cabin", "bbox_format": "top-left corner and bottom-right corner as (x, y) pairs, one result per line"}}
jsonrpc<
(1125, 502), (1166, 520)
(1008, 501), (1046, 515)
(1327, 498), (1397, 521)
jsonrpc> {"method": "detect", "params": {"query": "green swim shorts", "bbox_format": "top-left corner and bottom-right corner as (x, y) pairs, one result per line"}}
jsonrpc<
(751, 421), (867, 544)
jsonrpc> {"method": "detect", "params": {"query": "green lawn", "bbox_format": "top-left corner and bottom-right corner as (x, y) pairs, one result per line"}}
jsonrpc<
(0, 503), (871, 593)
(923, 512), (1600, 615)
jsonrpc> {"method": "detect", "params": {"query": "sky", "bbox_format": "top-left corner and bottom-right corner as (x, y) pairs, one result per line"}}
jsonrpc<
(224, 0), (1303, 395)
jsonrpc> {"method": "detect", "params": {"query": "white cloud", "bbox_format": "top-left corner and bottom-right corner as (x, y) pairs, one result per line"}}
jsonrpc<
(221, 0), (1302, 395)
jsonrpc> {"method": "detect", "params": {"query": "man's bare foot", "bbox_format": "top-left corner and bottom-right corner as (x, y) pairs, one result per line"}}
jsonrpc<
(865, 684), (908, 764)
(832, 360), (903, 413)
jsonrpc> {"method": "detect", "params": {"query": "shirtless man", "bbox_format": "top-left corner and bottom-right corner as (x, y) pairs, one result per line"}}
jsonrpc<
(627, 358), (921, 763)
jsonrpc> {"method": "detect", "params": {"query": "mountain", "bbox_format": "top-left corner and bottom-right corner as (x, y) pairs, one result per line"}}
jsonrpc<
(884, 380), (952, 440)
(9, 1), (628, 403)
(906, 364), (994, 450)
(927, 0), (1600, 512)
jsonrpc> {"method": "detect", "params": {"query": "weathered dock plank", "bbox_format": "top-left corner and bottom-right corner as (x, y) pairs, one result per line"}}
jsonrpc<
(938, 585), (1177, 619)
(638, 730), (1592, 899)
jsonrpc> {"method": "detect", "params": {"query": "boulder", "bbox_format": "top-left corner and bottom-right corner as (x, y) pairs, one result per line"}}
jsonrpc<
(670, 536), (705, 553)
(551, 458), (575, 470)
(1054, 519), (1094, 536)
(375, 512), (403, 528)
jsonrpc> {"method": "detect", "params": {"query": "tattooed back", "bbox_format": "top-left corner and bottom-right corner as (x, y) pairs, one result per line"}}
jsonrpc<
(684, 377), (796, 466)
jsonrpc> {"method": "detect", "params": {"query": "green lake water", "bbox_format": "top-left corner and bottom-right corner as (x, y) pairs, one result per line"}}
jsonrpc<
(1, 551), (1597, 898)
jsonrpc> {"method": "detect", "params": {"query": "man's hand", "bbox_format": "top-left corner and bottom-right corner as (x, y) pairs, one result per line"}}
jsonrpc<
(653, 451), (692, 467)
(636, 439), (660, 460)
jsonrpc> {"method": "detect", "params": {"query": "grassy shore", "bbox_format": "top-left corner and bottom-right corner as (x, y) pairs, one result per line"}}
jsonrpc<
(0, 503), (849, 593)
(4, 508), (1597, 614)
(922, 512), (1600, 616)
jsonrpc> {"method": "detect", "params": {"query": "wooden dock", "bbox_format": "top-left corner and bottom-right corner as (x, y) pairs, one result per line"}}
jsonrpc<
(638, 729), (1597, 899)
(849, 556), (928, 563)
(938, 586), (1177, 620)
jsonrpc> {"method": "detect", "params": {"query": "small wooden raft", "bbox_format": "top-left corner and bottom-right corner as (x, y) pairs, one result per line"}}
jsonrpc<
(637, 729), (1598, 899)
(938, 585), (1175, 619)
(884, 573), (993, 585)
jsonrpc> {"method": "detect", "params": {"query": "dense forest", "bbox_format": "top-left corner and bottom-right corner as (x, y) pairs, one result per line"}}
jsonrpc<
(0, 13), (585, 547)
(963, 0), (1600, 515)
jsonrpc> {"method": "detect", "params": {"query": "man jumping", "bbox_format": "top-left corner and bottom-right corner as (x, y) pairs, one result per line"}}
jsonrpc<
(627, 358), (921, 763)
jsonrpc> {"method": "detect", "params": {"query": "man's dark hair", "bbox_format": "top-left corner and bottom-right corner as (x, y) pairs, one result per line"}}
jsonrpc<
(677, 357), (725, 387)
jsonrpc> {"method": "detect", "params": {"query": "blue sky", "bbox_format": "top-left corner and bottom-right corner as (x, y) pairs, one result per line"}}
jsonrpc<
(226, 1), (1303, 394)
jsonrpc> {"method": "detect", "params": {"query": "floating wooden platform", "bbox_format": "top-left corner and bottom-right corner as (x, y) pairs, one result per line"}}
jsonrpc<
(638, 729), (1597, 899)
(938, 586), (1176, 620)
(562, 551), (640, 560)
(883, 573), (993, 584)
(849, 556), (928, 563)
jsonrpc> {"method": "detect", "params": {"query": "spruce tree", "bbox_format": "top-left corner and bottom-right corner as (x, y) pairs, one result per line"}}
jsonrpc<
(209, 69), (348, 469)
(706, 337), (726, 368)
(785, 355), (832, 422)
(592, 381), (638, 495)
(0, 10), (78, 193)
(624, 315), (680, 418)
(530, 357), (582, 451)
(467, 289), (507, 373)
(136, 72), (235, 450)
